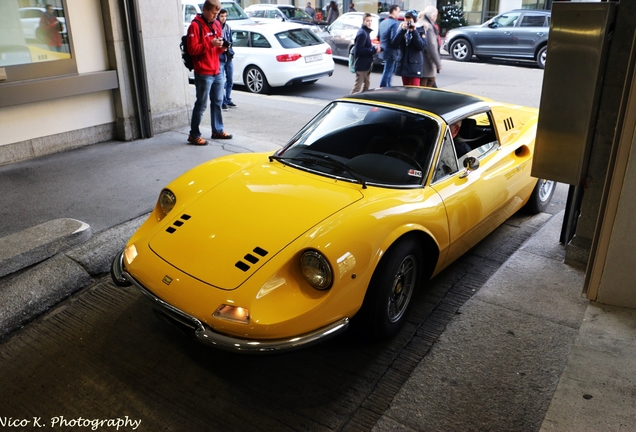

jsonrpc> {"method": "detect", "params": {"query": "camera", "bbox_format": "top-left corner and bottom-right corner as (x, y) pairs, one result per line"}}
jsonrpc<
(222, 38), (231, 48)
(407, 21), (414, 28)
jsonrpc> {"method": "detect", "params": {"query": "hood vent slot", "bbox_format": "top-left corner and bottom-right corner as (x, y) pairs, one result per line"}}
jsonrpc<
(165, 214), (192, 234)
(235, 247), (270, 272)
(503, 117), (515, 131)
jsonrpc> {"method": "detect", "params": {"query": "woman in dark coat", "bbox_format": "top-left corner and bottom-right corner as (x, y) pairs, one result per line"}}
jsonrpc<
(391, 11), (425, 86)
(350, 13), (380, 94)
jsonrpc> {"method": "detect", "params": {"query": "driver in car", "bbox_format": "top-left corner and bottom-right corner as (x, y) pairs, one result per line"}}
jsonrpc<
(450, 120), (471, 158)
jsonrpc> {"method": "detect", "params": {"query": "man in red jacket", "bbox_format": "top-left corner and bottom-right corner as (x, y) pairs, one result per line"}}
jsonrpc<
(187, 0), (232, 145)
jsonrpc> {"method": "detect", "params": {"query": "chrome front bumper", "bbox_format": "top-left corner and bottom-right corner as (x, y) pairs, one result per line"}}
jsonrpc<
(111, 250), (350, 353)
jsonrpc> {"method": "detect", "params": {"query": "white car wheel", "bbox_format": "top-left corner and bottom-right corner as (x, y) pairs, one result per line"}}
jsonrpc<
(245, 66), (270, 94)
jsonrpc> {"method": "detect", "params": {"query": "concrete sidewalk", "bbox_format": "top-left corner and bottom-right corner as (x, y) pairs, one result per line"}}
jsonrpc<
(1, 92), (634, 431)
(373, 211), (636, 431)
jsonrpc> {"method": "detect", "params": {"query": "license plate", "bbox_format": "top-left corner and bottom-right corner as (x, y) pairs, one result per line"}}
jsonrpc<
(305, 54), (322, 63)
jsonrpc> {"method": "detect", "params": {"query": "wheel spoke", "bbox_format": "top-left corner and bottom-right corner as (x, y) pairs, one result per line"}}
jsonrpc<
(387, 255), (416, 323)
(538, 179), (555, 202)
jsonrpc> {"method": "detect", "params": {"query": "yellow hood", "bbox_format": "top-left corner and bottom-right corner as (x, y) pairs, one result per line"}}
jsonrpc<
(149, 163), (363, 290)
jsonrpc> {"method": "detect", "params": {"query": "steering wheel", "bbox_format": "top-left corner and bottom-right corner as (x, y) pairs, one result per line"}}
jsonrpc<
(383, 150), (423, 172)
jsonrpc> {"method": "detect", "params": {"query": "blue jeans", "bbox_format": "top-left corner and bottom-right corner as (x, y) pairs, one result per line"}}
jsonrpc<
(221, 60), (234, 105)
(190, 72), (225, 138)
(379, 56), (397, 88)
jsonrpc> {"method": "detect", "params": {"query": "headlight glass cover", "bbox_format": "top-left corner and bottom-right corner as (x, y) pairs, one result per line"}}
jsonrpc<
(300, 250), (333, 290)
(158, 189), (176, 218)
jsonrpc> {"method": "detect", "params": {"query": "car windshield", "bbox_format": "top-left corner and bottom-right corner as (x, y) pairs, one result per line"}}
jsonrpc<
(281, 7), (312, 20)
(276, 29), (323, 48)
(273, 102), (440, 188)
(203, 2), (249, 20)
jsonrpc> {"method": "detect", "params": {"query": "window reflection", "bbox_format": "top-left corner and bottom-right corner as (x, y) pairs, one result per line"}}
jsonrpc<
(0, 1), (70, 68)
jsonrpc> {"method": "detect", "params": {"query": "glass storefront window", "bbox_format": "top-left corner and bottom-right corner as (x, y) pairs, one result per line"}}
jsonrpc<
(0, 0), (76, 83)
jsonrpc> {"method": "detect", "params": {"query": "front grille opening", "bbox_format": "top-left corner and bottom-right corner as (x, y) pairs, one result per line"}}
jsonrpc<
(181, 214), (191, 220)
(173, 220), (184, 227)
(166, 227), (176, 234)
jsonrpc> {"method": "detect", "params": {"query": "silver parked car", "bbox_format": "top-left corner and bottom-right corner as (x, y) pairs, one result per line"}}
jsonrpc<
(321, 12), (382, 65)
(443, 9), (550, 69)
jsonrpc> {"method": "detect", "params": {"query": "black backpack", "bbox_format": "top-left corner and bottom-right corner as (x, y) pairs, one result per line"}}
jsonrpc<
(180, 21), (202, 71)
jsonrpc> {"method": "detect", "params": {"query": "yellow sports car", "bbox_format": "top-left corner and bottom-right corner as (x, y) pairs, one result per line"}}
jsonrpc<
(111, 87), (554, 353)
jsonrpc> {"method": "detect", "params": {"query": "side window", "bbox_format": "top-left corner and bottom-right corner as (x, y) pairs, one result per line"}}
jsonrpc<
(184, 5), (197, 23)
(433, 131), (459, 183)
(343, 15), (360, 30)
(519, 14), (547, 27)
(492, 12), (520, 28)
(232, 30), (249, 47)
(251, 32), (271, 48)
(280, 8), (292, 19)
(456, 112), (500, 166)
(330, 20), (344, 31)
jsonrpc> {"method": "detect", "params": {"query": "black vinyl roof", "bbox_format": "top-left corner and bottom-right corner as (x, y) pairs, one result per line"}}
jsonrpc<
(341, 87), (491, 124)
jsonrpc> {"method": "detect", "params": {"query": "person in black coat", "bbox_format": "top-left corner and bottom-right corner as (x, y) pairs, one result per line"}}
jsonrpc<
(350, 13), (381, 94)
(391, 11), (425, 86)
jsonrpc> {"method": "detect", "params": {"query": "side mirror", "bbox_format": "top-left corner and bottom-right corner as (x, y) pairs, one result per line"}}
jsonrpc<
(459, 157), (479, 178)
(463, 156), (479, 170)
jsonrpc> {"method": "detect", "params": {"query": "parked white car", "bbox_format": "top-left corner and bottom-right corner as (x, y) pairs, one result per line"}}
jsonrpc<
(230, 22), (334, 94)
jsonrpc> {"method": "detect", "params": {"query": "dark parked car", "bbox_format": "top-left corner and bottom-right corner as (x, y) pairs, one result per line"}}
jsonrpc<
(443, 9), (550, 68)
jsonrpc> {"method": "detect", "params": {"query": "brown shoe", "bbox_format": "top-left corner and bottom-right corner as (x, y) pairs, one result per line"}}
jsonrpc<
(212, 132), (233, 140)
(187, 135), (208, 145)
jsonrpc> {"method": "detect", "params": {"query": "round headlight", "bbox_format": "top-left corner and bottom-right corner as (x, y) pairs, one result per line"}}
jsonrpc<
(300, 250), (333, 290)
(158, 189), (176, 217)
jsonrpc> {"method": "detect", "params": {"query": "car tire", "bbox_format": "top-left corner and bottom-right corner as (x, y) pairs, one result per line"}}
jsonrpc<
(525, 178), (555, 214)
(244, 66), (270, 94)
(537, 45), (547, 69)
(449, 38), (473, 62)
(358, 237), (422, 340)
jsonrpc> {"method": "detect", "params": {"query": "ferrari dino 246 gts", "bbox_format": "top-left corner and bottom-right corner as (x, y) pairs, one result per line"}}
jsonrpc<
(111, 87), (555, 353)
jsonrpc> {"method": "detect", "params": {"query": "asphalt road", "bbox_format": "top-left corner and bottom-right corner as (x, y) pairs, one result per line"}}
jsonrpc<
(233, 56), (546, 109)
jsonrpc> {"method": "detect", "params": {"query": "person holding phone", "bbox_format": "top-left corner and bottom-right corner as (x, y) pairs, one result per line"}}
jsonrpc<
(187, 0), (233, 145)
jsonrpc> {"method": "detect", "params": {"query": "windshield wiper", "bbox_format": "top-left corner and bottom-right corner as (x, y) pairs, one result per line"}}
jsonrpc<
(303, 151), (367, 189)
(269, 153), (367, 189)
(269, 154), (318, 165)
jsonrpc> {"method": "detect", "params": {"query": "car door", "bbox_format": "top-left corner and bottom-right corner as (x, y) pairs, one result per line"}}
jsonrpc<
(231, 29), (250, 82)
(328, 14), (360, 57)
(473, 12), (520, 56)
(509, 13), (549, 58)
(430, 112), (528, 267)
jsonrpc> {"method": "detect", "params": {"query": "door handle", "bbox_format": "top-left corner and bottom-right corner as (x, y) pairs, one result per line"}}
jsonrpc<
(503, 31), (512, 35)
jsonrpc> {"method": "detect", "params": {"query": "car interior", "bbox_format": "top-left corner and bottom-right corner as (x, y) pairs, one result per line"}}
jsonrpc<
(281, 105), (440, 186)
(433, 112), (499, 183)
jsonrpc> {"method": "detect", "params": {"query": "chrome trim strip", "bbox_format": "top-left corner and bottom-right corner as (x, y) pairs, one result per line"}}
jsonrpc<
(112, 251), (350, 353)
